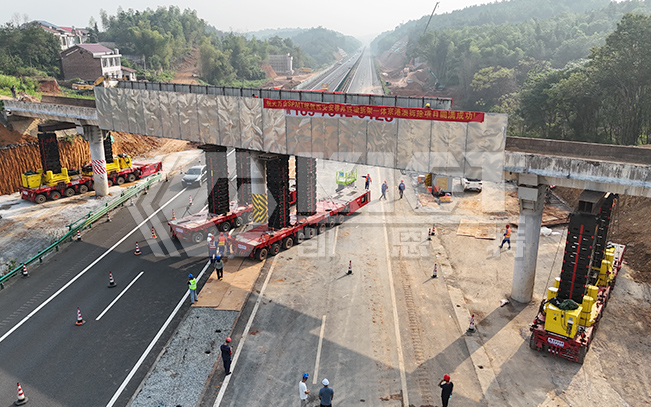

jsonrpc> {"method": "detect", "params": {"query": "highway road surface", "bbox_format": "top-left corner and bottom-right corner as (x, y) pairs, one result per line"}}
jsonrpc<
(0, 164), (213, 406)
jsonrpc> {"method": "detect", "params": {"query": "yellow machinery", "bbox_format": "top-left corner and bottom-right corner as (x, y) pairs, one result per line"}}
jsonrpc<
(82, 154), (132, 177)
(72, 75), (129, 91)
(21, 168), (71, 188)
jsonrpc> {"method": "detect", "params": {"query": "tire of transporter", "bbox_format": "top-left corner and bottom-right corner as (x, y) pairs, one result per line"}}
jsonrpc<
(297, 231), (306, 243)
(328, 216), (336, 228)
(577, 346), (587, 364)
(235, 216), (243, 227)
(127, 173), (137, 183)
(116, 176), (125, 185)
(270, 243), (280, 256)
(245, 212), (253, 223)
(64, 187), (75, 197)
(256, 247), (268, 261)
(307, 227), (316, 239)
(35, 194), (47, 204)
(207, 226), (218, 237)
(283, 236), (294, 250)
(50, 190), (61, 200)
(318, 223), (326, 234)
(78, 184), (89, 194)
(107, 179), (113, 187)
(528, 334), (537, 351)
(192, 231), (204, 244)
(221, 221), (232, 232)
(337, 214), (345, 224)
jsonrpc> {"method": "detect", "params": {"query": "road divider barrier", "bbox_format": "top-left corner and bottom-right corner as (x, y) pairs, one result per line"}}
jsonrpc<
(0, 173), (161, 288)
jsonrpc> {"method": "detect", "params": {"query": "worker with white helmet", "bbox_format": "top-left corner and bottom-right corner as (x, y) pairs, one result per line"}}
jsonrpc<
(319, 378), (334, 406)
(207, 233), (217, 259)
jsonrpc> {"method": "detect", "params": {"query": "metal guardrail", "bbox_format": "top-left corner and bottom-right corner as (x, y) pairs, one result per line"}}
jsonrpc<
(0, 173), (161, 288)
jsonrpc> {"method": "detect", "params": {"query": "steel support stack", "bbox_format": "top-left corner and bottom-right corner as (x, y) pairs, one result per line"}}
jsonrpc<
(590, 194), (617, 276)
(236, 149), (252, 205)
(558, 192), (603, 303)
(103, 132), (114, 164)
(266, 155), (290, 230)
(38, 132), (61, 173)
(296, 157), (317, 216)
(204, 146), (229, 215)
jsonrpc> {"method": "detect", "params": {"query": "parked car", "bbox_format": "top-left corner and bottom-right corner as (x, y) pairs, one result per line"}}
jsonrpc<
(182, 165), (207, 188)
(462, 178), (483, 192)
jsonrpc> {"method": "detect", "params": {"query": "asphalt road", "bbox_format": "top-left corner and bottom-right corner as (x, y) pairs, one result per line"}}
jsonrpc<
(348, 48), (382, 94)
(0, 163), (214, 407)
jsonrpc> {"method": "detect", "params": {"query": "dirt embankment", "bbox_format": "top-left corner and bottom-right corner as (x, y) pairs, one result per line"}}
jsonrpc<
(0, 127), (192, 195)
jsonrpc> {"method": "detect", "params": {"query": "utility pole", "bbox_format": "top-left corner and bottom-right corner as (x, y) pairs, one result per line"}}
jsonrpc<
(423, 2), (440, 35)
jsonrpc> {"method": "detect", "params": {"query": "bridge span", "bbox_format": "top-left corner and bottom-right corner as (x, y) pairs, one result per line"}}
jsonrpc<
(4, 85), (651, 303)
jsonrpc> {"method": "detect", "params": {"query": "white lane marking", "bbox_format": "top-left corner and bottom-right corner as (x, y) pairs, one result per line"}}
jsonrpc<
(379, 171), (410, 407)
(201, 204), (208, 212)
(106, 261), (210, 407)
(0, 187), (187, 345)
(96, 271), (145, 321)
(312, 315), (327, 385)
(331, 226), (339, 256)
(213, 256), (278, 407)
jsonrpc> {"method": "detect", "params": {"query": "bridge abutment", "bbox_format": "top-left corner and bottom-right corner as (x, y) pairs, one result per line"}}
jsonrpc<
(80, 125), (109, 197)
(251, 154), (268, 225)
(511, 174), (546, 303)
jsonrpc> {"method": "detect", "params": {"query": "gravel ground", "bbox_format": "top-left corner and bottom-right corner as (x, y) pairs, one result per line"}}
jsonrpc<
(130, 308), (239, 407)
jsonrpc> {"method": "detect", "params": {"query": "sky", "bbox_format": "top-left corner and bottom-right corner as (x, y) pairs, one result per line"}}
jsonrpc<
(1, 0), (493, 41)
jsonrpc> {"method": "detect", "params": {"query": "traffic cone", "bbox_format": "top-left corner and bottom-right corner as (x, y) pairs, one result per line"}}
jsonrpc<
(427, 228), (432, 240)
(347, 260), (352, 275)
(108, 271), (117, 288)
(21, 263), (28, 278)
(468, 314), (476, 332)
(432, 264), (437, 278)
(76, 230), (81, 241)
(134, 242), (141, 255)
(189, 195), (193, 206)
(431, 225), (436, 236)
(106, 211), (111, 222)
(15, 382), (28, 405)
(76, 307), (85, 326)
(130, 197), (134, 206)
(151, 226), (157, 239)
(171, 210), (176, 221)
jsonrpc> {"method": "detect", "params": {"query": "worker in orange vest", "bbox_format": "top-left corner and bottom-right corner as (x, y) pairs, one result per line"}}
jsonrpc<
(218, 232), (227, 256)
(499, 224), (511, 250)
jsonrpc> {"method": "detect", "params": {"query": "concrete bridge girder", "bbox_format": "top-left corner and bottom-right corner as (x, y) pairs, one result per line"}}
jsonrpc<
(505, 151), (651, 198)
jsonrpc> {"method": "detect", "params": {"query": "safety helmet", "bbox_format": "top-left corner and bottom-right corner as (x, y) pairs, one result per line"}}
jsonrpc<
(220, 232), (224, 235)
(188, 273), (193, 278)
(216, 254), (221, 260)
(506, 224), (510, 228)
(322, 379), (329, 386)
(208, 233), (213, 237)
(225, 337), (231, 342)
(302, 373), (309, 379)
(425, 103), (431, 108)
(401, 180), (404, 182)
(444, 374), (450, 381)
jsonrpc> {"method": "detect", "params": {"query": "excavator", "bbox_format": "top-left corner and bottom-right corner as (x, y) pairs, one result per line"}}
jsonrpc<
(72, 75), (129, 91)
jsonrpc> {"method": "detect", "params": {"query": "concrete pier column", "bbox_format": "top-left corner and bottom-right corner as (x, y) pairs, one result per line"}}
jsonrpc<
(81, 125), (109, 197)
(250, 154), (267, 225)
(511, 174), (546, 303)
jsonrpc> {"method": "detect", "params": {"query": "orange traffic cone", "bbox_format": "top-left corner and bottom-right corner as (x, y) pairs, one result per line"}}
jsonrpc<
(76, 230), (81, 241)
(108, 271), (117, 288)
(468, 314), (476, 332)
(21, 263), (29, 278)
(432, 264), (438, 278)
(347, 260), (352, 275)
(15, 382), (28, 405)
(76, 307), (85, 326)
(134, 242), (141, 255)
(151, 226), (157, 239)
(171, 210), (176, 221)
(189, 195), (193, 206)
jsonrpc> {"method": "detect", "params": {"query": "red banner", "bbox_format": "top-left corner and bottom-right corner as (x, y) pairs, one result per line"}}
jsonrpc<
(263, 98), (484, 123)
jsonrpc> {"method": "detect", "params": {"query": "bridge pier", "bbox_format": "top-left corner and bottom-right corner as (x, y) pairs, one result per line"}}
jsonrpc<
(250, 154), (268, 225)
(203, 145), (229, 215)
(80, 125), (109, 197)
(511, 174), (546, 303)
